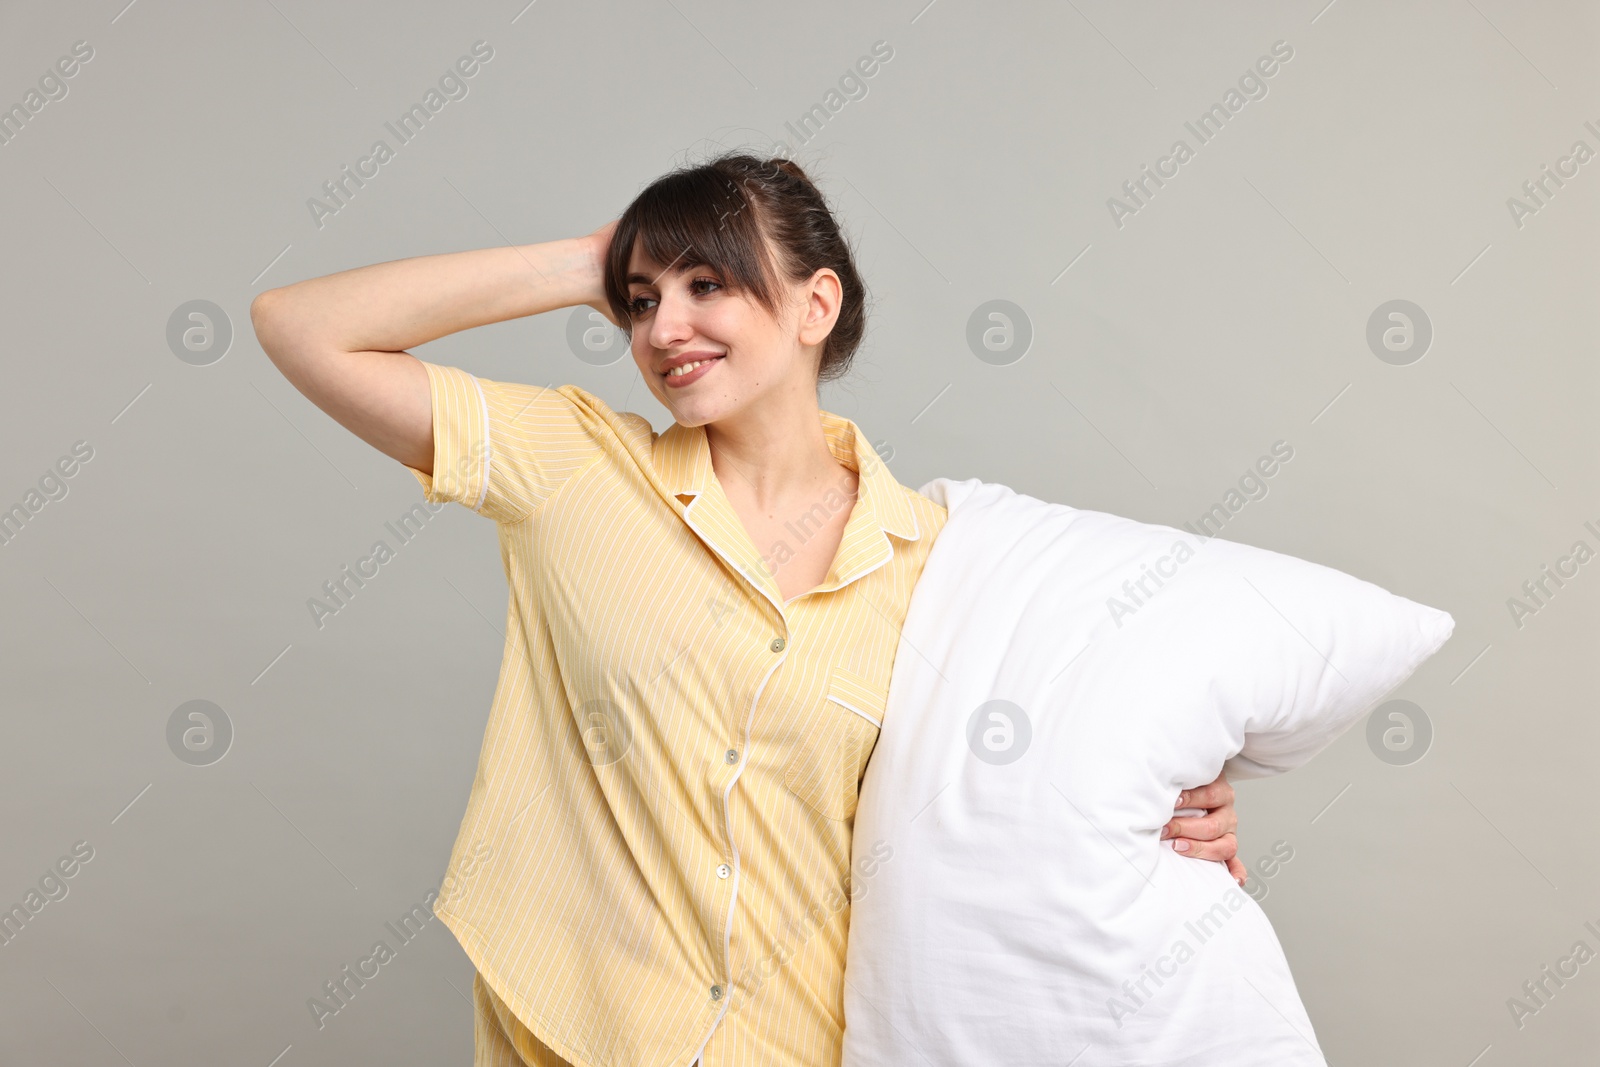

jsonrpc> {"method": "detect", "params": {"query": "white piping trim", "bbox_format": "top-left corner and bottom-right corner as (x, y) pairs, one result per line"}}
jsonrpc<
(679, 494), (790, 1056)
(826, 694), (882, 729)
(689, 644), (782, 1060)
(469, 375), (492, 514)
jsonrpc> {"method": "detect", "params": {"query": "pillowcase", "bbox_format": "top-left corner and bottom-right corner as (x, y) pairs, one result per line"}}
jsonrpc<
(842, 478), (1454, 1067)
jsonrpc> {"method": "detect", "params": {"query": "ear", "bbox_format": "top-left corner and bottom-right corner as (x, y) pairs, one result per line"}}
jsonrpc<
(797, 268), (843, 347)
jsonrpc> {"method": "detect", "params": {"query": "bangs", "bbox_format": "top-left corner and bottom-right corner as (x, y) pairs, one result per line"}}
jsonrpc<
(605, 165), (785, 328)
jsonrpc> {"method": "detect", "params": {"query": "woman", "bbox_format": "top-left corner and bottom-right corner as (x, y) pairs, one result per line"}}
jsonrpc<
(250, 152), (1243, 1067)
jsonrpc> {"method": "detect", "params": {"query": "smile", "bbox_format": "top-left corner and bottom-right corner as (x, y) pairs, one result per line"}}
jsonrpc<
(663, 356), (722, 386)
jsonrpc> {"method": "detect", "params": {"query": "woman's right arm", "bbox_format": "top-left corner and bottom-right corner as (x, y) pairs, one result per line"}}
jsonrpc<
(249, 226), (617, 475)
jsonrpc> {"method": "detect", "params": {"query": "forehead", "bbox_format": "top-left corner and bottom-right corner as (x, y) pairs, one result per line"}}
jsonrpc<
(625, 240), (707, 288)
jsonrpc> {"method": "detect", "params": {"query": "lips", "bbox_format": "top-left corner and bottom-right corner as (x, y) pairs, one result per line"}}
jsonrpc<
(661, 355), (722, 388)
(665, 356), (721, 377)
(660, 350), (724, 372)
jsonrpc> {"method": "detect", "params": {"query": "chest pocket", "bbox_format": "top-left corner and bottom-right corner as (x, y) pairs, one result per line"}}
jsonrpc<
(784, 665), (888, 821)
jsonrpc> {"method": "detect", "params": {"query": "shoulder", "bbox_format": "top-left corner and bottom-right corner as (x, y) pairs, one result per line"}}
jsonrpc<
(480, 379), (655, 452)
(559, 384), (656, 449)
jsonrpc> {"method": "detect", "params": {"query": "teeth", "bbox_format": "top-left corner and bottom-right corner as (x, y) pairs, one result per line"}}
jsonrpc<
(668, 358), (717, 377)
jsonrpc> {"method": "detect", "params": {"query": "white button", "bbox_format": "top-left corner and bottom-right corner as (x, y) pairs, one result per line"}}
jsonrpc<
(716, 863), (731, 879)
(770, 636), (785, 652)
(725, 749), (738, 764)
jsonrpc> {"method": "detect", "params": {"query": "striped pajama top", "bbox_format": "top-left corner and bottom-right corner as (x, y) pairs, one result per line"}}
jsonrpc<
(403, 359), (948, 1067)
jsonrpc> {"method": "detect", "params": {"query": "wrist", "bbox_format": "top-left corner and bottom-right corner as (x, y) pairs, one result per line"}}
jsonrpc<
(576, 232), (612, 309)
(502, 237), (604, 317)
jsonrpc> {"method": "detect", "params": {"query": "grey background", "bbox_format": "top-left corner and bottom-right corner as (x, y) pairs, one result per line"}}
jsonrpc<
(1, 0), (1594, 1063)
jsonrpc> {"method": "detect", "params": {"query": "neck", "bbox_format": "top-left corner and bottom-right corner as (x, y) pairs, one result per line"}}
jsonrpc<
(703, 387), (852, 510)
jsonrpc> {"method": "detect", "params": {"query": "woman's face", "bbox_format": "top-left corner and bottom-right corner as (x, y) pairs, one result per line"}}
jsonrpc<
(624, 239), (835, 428)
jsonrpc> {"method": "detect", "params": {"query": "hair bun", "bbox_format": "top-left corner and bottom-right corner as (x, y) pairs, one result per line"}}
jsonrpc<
(771, 157), (811, 184)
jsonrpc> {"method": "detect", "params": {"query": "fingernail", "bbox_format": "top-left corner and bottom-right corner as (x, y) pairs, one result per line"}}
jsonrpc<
(1175, 840), (1190, 852)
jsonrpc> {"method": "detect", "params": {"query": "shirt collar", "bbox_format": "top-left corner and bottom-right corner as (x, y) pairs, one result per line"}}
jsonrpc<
(651, 409), (920, 543)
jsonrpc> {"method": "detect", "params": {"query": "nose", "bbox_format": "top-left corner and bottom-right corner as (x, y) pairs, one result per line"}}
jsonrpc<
(647, 282), (694, 351)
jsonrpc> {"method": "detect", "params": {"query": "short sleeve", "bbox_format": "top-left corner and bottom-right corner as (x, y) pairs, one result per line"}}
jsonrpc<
(404, 360), (605, 524)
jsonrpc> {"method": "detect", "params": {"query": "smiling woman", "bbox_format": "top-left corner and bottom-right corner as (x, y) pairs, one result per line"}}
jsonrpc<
(249, 148), (1241, 1067)
(599, 153), (871, 392)
(584, 155), (890, 611)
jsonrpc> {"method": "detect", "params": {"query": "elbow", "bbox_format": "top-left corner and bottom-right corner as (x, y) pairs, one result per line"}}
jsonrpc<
(249, 288), (291, 366)
(249, 287), (280, 336)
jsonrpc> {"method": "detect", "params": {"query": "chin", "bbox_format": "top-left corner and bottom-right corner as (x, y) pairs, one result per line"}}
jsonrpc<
(656, 390), (722, 427)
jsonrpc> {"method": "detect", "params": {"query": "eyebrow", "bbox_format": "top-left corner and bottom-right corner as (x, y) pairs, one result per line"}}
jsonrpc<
(626, 254), (711, 289)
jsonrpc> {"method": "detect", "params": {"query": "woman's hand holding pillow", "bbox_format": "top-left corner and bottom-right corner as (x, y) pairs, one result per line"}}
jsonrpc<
(1163, 767), (1246, 885)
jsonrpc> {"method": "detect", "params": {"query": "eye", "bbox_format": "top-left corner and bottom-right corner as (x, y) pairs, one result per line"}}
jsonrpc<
(626, 276), (722, 318)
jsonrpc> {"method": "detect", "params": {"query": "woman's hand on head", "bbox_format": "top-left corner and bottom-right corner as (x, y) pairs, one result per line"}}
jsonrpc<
(581, 219), (623, 327)
(1162, 768), (1247, 887)
(586, 218), (619, 261)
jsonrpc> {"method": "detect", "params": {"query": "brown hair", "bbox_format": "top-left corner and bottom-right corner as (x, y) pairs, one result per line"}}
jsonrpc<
(602, 151), (868, 385)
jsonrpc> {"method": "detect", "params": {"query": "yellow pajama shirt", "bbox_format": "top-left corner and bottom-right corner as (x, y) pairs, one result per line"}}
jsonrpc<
(403, 359), (947, 1067)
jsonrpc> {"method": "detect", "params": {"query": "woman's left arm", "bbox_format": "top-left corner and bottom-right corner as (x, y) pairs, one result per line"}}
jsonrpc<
(1162, 768), (1248, 886)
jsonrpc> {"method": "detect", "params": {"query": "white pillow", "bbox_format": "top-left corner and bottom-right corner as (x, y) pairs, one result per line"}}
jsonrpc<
(842, 478), (1454, 1067)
